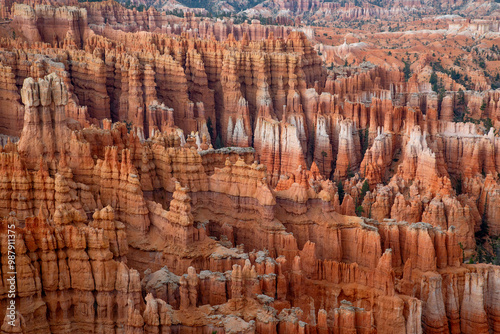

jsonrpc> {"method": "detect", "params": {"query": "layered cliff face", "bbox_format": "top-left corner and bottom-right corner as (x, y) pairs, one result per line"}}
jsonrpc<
(11, 3), (90, 46)
(108, 0), (497, 23)
(0, 69), (498, 333)
(0, 0), (499, 333)
(82, 1), (294, 42)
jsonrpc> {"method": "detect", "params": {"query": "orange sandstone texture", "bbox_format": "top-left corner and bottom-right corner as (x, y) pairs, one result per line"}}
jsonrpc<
(0, 71), (497, 333)
(0, 0), (498, 333)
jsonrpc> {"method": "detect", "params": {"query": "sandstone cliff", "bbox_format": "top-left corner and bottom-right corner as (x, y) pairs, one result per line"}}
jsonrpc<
(0, 1), (498, 332)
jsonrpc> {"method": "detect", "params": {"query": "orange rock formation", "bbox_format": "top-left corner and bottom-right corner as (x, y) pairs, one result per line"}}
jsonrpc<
(0, 0), (498, 333)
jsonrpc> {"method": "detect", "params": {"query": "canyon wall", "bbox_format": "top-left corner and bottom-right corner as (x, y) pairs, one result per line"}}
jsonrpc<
(0, 1), (498, 333)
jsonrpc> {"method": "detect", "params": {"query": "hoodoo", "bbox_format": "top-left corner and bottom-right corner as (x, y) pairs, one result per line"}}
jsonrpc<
(0, 0), (499, 332)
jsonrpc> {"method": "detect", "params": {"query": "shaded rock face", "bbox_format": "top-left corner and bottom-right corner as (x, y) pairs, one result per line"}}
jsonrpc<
(11, 3), (90, 47)
(0, 1), (498, 333)
(0, 71), (497, 333)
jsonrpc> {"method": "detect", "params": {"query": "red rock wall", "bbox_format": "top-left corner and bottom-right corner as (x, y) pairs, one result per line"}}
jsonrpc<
(0, 1), (498, 332)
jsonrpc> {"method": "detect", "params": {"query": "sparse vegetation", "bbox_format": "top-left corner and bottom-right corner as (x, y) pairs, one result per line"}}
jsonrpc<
(321, 151), (328, 175)
(125, 121), (133, 133)
(360, 129), (369, 156)
(356, 205), (364, 216)
(402, 59), (412, 82)
(215, 134), (223, 149)
(337, 180), (345, 204)
(358, 180), (369, 206)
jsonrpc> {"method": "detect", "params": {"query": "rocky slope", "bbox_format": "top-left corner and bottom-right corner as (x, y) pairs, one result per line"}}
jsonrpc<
(0, 0), (498, 333)
(115, 0), (500, 22)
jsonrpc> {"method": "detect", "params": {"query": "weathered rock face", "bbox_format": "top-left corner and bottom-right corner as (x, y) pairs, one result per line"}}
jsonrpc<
(78, 0), (294, 42)
(0, 64), (22, 136)
(18, 73), (73, 169)
(0, 73), (498, 332)
(0, 209), (142, 334)
(360, 127), (393, 186)
(0, 0), (499, 333)
(334, 118), (362, 179)
(12, 3), (90, 46)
